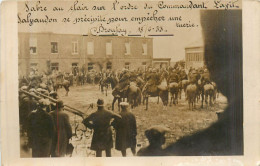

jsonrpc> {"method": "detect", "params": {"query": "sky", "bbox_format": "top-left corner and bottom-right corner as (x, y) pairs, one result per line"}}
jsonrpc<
(17, 1), (206, 62)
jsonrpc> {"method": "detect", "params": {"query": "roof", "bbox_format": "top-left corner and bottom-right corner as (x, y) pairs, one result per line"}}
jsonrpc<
(185, 39), (204, 49)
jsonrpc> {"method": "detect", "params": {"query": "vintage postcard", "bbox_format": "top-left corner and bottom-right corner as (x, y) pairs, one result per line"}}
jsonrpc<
(1, 0), (260, 165)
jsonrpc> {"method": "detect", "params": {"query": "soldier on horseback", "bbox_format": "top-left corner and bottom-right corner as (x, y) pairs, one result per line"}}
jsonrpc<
(118, 69), (130, 93)
(142, 68), (160, 93)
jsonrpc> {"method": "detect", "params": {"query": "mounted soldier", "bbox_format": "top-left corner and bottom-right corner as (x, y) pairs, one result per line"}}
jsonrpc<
(118, 69), (130, 93)
(143, 68), (160, 93)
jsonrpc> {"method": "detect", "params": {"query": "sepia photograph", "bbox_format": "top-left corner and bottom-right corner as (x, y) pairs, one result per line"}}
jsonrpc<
(15, 0), (245, 158)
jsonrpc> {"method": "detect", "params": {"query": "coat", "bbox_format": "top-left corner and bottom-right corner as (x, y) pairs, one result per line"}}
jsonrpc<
(49, 110), (72, 157)
(82, 108), (121, 151)
(112, 111), (137, 151)
(27, 108), (55, 157)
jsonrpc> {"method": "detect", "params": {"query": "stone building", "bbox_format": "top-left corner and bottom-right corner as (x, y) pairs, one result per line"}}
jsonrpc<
(18, 32), (153, 77)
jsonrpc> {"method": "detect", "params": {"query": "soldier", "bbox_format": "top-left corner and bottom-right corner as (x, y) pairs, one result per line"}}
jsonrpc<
(82, 98), (121, 157)
(118, 69), (130, 93)
(137, 125), (169, 156)
(168, 69), (179, 84)
(27, 99), (54, 157)
(112, 102), (137, 157)
(143, 68), (160, 92)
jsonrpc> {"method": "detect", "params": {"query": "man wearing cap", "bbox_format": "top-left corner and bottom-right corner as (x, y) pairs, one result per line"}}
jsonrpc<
(49, 100), (72, 157)
(49, 91), (58, 112)
(112, 102), (137, 157)
(82, 98), (121, 157)
(137, 125), (169, 156)
(27, 99), (55, 157)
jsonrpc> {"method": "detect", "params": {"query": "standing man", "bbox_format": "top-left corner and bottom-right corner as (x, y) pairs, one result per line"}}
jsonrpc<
(112, 102), (137, 157)
(27, 99), (54, 157)
(49, 100), (72, 157)
(82, 98), (121, 157)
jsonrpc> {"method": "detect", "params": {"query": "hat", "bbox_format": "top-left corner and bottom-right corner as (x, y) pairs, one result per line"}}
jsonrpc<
(145, 125), (170, 140)
(97, 98), (105, 107)
(29, 92), (36, 96)
(38, 99), (50, 106)
(50, 91), (57, 96)
(43, 90), (49, 96)
(21, 86), (28, 91)
(29, 88), (36, 93)
(39, 83), (47, 89)
(36, 88), (43, 92)
(56, 100), (64, 108)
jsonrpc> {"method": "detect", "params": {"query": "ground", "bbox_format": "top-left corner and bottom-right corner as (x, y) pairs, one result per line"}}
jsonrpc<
(20, 84), (228, 157)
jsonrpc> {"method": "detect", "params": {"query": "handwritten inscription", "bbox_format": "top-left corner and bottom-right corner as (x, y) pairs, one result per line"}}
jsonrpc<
(18, 0), (241, 36)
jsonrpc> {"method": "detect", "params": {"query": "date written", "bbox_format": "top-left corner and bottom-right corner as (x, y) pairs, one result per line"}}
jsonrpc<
(137, 25), (167, 34)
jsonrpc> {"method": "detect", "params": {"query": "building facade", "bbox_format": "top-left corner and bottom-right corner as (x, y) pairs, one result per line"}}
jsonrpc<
(18, 32), (153, 77)
(185, 46), (204, 69)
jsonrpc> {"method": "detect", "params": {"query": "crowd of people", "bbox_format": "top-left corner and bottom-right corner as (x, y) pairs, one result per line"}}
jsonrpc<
(19, 65), (216, 157)
(23, 95), (171, 157)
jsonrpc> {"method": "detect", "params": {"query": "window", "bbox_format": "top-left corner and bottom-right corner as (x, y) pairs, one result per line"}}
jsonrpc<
(106, 41), (112, 55)
(30, 63), (38, 69)
(142, 62), (147, 69)
(125, 42), (130, 55)
(51, 42), (58, 53)
(142, 43), (147, 55)
(72, 63), (78, 68)
(51, 63), (59, 71)
(87, 41), (94, 55)
(72, 41), (78, 54)
(125, 62), (130, 70)
(106, 62), (112, 70)
(29, 38), (37, 54)
(88, 62), (94, 71)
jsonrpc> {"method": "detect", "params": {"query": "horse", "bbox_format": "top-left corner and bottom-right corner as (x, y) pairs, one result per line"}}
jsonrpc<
(204, 83), (215, 108)
(168, 82), (179, 106)
(51, 75), (70, 96)
(111, 81), (141, 111)
(142, 72), (169, 111)
(178, 79), (189, 99)
(186, 84), (197, 110)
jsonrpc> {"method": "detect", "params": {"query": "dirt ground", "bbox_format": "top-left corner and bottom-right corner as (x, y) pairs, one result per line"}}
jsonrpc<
(20, 84), (228, 157)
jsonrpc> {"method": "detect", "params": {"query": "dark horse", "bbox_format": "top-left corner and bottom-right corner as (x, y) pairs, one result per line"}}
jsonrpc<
(142, 72), (169, 111)
(109, 76), (142, 111)
(51, 76), (70, 96)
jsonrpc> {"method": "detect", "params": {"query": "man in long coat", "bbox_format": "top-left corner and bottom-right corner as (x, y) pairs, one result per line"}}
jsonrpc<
(27, 99), (54, 157)
(49, 100), (72, 157)
(112, 102), (137, 156)
(82, 98), (121, 157)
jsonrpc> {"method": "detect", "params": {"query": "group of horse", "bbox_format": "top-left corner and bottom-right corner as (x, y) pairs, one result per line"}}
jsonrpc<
(99, 70), (219, 111)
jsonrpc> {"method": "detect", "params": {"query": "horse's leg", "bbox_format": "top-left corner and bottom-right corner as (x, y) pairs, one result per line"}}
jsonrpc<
(169, 92), (172, 106)
(106, 85), (108, 96)
(157, 96), (159, 104)
(145, 97), (148, 110)
(118, 98), (122, 112)
(65, 86), (69, 96)
(112, 97), (117, 111)
(201, 90), (204, 108)
(205, 93), (208, 109)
